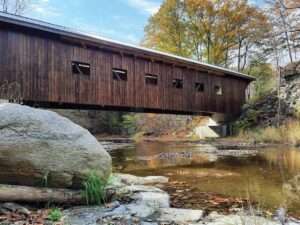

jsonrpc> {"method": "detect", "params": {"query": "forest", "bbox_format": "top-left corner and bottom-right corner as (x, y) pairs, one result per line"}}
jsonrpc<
(143, 0), (299, 98)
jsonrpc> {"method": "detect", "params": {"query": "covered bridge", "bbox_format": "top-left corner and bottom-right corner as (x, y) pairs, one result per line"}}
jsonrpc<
(0, 12), (254, 120)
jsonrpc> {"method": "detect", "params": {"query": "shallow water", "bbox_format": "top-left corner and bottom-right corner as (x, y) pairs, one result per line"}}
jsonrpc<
(106, 141), (300, 217)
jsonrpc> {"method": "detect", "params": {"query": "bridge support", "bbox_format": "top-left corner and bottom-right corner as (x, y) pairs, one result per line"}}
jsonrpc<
(193, 113), (232, 139)
(0, 99), (8, 104)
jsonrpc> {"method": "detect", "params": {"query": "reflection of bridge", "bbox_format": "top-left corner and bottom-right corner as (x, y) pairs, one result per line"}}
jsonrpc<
(0, 13), (254, 120)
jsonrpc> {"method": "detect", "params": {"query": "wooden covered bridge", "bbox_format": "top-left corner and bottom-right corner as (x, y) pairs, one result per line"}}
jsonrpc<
(0, 12), (254, 121)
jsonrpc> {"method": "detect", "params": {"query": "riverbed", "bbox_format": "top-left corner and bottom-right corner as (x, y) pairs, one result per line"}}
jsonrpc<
(101, 140), (300, 218)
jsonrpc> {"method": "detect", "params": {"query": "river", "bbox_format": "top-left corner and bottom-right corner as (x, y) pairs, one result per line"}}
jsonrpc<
(101, 140), (300, 218)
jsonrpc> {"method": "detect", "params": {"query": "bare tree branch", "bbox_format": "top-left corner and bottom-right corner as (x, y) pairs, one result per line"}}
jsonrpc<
(0, 0), (29, 15)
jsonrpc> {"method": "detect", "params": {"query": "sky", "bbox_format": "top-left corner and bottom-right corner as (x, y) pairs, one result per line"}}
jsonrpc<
(25, 0), (264, 45)
(25, 0), (162, 44)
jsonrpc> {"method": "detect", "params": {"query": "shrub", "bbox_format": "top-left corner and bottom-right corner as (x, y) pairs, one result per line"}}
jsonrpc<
(82, 171), (107, 205)
(122, 114), (137, 135)
(233, 109), (261, 134)
(48, 208), (62, 222)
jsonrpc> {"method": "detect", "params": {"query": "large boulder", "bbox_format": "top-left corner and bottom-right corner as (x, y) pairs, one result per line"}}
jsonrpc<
(0, 103), (112, 189)
(283, 61), (300, 78)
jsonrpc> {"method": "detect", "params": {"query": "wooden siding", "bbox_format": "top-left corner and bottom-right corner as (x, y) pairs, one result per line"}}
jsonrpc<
(0, 25), (250, 118)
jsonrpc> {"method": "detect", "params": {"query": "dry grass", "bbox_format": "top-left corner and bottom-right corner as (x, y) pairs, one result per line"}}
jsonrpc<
(284, 120), (300, 146)
(239, 119), (300, 146)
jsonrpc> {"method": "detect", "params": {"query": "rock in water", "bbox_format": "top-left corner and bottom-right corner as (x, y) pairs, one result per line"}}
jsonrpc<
(0, 103), (112, 189)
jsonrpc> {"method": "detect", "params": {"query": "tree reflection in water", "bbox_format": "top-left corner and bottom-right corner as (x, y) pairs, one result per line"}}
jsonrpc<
(109, 141), (300, 217)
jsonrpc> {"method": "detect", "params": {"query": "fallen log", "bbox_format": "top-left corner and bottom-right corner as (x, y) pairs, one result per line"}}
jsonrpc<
(0, 184), (85, 204)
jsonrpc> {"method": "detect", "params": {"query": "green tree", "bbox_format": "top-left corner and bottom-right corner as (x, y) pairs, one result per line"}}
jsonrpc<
(122, 114), (137, 135)
(244, 57), (276, 99)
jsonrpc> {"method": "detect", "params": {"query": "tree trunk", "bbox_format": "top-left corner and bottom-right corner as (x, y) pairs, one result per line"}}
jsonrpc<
(278, 1), (294, 63)
(241, 44), (249, 71)
(1, 0), (8, 12)
(237, 37), (245, 72)
(0, 184), (85, 204)
(207, 33), (211, 64)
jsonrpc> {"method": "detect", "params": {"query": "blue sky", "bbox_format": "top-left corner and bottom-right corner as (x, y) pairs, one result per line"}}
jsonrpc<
(25, 0), (162, 44)
(25, 0), (264, 45)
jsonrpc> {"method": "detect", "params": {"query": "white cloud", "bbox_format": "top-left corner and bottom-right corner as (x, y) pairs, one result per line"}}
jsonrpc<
(124, 34), (139, 43)
(23, 0), (142, 45)
(69, 18), (140, 44)
(69, 18), (101, 34)
(125, 0), (160, 15)
(100, 28), (140, 44)
(27, 0), (60, 18)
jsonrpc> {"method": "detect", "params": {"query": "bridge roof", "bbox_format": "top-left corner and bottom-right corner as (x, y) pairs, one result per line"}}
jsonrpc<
(0, 12), (255, 81)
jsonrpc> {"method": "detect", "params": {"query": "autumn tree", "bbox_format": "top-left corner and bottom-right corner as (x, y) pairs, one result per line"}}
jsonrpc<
(231, 1), (270, 71)
(143, 0), (269, 70)
(143, 0), (192, 58)
(0, 0), (29, 15)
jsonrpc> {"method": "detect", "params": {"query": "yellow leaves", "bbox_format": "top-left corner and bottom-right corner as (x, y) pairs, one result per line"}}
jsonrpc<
(143, 0), (270, 66)
(143, 0), (192, 57)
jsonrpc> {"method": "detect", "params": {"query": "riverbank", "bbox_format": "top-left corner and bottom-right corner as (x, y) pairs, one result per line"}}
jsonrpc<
(64, 173), (299, 225)
(97, 135), (278, 150)
(1, 173), (299, 225)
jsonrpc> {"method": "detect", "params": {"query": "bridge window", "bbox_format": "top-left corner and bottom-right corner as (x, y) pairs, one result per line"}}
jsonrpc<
(112, 68), (127, 81)
(195, 82), (204, 92)
(72, 61), (90, 76)
(215, 85), (223, 95)
(172, 79), (183, 89)
(145, 74), (158, 86)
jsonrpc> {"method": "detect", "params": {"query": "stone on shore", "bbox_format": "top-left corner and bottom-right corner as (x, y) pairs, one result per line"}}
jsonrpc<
(132, 191), (170, 208)
(114, 173), (169, 185)
(0, 103), (112, 189)
(158, 208), (203, 223)
(63, 173), (295, 225)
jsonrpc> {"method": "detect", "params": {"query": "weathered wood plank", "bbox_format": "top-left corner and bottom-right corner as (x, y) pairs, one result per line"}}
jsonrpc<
(0, 26), (251, 117)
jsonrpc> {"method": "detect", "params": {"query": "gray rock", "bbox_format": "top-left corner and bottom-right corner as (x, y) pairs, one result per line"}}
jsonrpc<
(132, 191), (170, 208)
(0, 103), (112, 188)
(63, 203), (154, 225)
(283, 61), (300, 78)
(64, 206), (106, 225)
(126, 203), (157, 218)
(238, 61), (300, 128)
(106, 204), (127, 216)
(1, 202), (30, 215)
(158, 208), (204, 223)
(116, 184), (166, 198)
(114, 173), (169, 185)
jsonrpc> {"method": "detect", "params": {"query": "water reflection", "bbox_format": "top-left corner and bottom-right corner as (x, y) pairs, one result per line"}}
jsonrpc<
(263, 149), (300, 175)
(108, 141), (300, 216)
